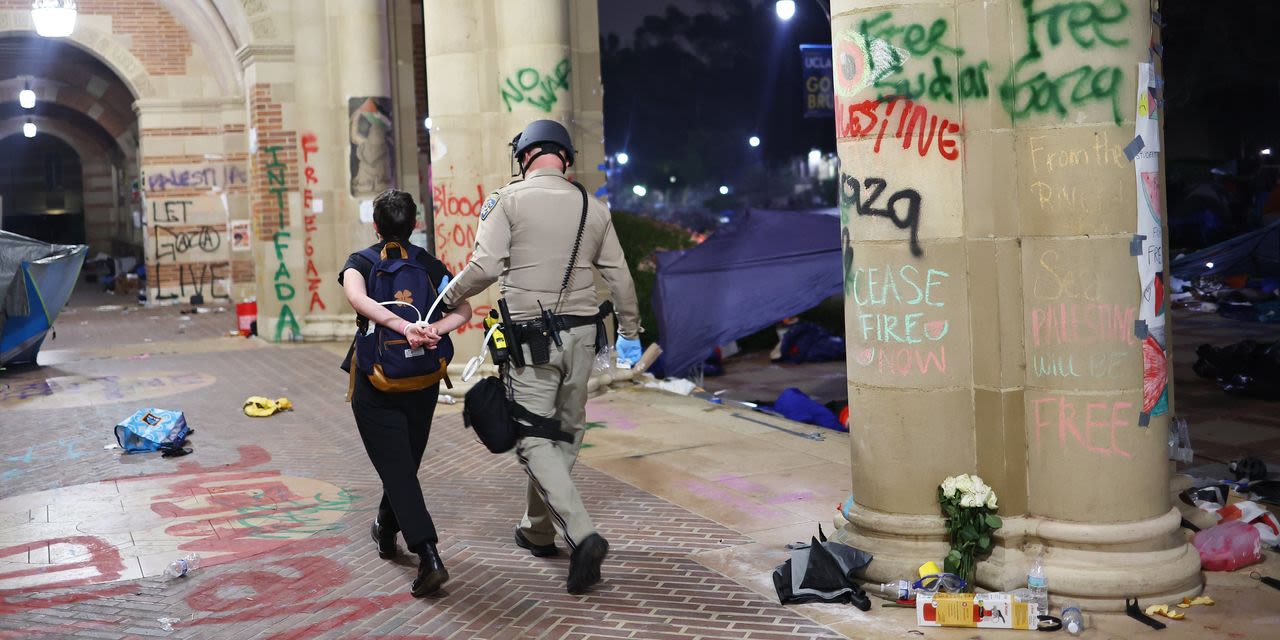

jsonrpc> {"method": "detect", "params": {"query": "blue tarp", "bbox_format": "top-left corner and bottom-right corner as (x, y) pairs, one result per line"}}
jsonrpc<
(653, 208), (842, 378)
(1, 231), (86, 367)
(1170, 219), (1280, 280)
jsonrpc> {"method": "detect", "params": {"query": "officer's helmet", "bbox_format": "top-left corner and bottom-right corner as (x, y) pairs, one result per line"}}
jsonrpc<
(511, 119), (575, 167)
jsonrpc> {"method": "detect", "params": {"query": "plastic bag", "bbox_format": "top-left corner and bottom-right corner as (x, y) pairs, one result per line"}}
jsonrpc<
(1193, 520), (1263, 571)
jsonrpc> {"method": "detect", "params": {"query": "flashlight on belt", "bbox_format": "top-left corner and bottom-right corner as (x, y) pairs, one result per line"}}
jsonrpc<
(483, 309), (509, 365)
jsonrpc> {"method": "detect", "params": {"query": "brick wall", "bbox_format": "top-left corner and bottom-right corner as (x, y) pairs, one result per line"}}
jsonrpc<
(0, 0), (193, 75)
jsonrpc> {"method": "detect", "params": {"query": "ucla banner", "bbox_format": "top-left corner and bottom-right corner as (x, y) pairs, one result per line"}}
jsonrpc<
(801, 45), (834, 118)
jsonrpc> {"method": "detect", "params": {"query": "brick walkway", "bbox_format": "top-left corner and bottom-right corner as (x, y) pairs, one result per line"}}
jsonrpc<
(0, 291), (839, 639)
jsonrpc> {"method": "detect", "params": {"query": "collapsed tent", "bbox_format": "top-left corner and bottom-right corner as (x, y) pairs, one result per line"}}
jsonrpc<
(653, 209), (841, 377)
(1170, 218), (1280, 280)
(1, 231), (87, 367)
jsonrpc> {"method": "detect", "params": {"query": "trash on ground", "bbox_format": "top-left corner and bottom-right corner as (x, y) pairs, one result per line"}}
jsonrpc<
(1193, 520), (1264, 571)
(1176, 595), (1215, 608)
(916, 592), (1038, 629)
(1215, 500), (1280, 546)
(767, 387), (844, 432)
(1144, 604), (1186, 620)
(1193, 339), (1280, 400)
(1168, 417), (1193, 463)
(94, 304), (123, 312)
(1126, 597), (1167, 630)
(772, 525), (872, 610)
(157, 617), (182, 631)
(243, 396), (294, 417)
(103, 442), (119, 450)
(115, 408), (191, 455)
(164, 553), (201, 579)
(437, 393), (457, 405)
(1229, 456), (1269, 482)
(642, 377), (697, 396)
(775, 320), (845, 364)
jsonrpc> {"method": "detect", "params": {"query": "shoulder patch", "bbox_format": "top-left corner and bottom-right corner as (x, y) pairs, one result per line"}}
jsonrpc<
(479, 194), (499, 221)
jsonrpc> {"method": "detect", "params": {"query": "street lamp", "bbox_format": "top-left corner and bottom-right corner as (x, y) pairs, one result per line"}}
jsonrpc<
(748, 135), (760, 148)
(775, 0), (796, 21)
(19, 82), (35, 109)
(422, 116), (433, 130)
(632, 185), (647, 197)
(719, 185), (730, 195)
(23, 119), (36, 138)
(1263, 148), (1273, 156)
(616, 152), (630, 166)
(31, 0), (77, 38)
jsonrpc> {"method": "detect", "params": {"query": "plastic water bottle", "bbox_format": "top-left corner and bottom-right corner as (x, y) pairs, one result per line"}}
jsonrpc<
(1061, 601), (1084, 635)
(164, 553), (201, 579)
(1027, 551), (1049, 613)
(878, 580), (915, 601)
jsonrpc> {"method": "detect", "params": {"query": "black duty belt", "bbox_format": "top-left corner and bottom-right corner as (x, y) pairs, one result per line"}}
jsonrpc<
(513, 314), (597, 340)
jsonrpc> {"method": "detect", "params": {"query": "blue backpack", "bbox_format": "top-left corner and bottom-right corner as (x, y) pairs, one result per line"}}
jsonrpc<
(353, 242), (453, 392)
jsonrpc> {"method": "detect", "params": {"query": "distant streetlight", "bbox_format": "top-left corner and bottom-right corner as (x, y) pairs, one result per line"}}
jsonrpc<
(669, 176), (676, 183)
(1206, 262), (1215, 269)
(632, 185), (647, 197)
(1263, 148), (1273, 156)
(616, 152), (630, 165)
(719, 185), (730, 195)
(775, 0), (796, 21)
(19, 86), (35, 109)
(808, 149), (822, 163)
(423, 116), (433, 130)
(23, 120), (36, 138)
(748, 135), (761, 148)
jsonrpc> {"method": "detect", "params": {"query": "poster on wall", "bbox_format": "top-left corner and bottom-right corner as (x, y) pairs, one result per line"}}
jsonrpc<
(348, 97), (395, 198)
(1133, 62), (1168, 419)
(230, 220), (251, 252)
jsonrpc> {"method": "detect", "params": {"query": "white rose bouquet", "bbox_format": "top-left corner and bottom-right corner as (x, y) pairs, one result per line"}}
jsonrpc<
(938, 474), (1002, 587)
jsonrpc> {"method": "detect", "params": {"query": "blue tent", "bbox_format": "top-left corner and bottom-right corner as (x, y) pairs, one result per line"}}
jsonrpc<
(1170, 218), (1280, 279)
(653, 208), (842, 377)
(1, 231), (87, 367)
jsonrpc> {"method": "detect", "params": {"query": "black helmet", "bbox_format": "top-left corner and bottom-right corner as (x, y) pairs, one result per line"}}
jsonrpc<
(510, 119), (575, 170)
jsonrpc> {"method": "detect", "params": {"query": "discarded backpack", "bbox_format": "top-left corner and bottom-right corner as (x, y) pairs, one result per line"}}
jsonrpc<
(462, 376), (572, 454)
(115, 408), (190, 455)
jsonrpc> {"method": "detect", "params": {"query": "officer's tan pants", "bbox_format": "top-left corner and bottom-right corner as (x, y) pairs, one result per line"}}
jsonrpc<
(510, 324), (597, 550)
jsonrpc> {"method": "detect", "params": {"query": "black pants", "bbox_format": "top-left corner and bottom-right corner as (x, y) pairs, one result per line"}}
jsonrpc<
(351, 374), (439, 553)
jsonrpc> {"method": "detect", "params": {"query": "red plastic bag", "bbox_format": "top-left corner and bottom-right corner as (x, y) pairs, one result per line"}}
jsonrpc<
(1193, 520), (1263, 571)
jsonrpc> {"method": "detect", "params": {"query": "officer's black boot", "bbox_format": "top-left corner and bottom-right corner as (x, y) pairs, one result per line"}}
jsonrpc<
(370, 519), (399, 559)
(566, 533), (608, 595)
(411, 543), (449, 597)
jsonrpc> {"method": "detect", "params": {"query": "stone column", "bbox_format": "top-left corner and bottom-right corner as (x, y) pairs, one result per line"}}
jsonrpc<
(830, 0), (1200, 609)
(425, 0), (603, 361)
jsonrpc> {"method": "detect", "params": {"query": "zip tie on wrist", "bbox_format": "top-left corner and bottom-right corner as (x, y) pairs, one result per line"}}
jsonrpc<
(400, 320), (410, 336)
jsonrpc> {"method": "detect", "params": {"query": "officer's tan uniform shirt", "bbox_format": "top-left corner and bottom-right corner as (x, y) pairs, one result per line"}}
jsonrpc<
(441, 168), (641, 338)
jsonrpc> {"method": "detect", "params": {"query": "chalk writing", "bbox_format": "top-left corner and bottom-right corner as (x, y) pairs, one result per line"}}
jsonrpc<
(300, 133), (326, 313)
(146, 165), (247, 193)
(1000, 0), (1129, 124)
(0, 372), (216, 410)
(836, 97), (961, 161)
(840, 173), (924, 257)
(1032, 249), (1099, 301)
(1028, 132), (1126, 175)
(264, 146), (299, 341)
(500, 59), (571, 113)
(1029, 303), (1136, 348)
(848, 265), (951, 377)
(1032, 396), (1133, 458)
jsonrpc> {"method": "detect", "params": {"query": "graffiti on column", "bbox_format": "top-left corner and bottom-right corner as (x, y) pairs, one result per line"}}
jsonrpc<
(300, 133), (326, 313)
(1000, 0), (1130, 125)
(845, 263), (951, 377)
(348, 98), (395, 197)
(837, 97), (961, 162)
(500, 59), (571, 113)
(145, 198), (232, 302)
(146, 165), (247, 193)
(264, 146), (299, 341)
(839, 173), (923, 257)
(431, 180), (492, 334)
(834, 1), (1131, 125)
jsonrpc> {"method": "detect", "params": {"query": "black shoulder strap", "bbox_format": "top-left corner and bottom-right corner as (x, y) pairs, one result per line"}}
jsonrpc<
(555, 182), (589, 312)
(509, 401), (573, 444)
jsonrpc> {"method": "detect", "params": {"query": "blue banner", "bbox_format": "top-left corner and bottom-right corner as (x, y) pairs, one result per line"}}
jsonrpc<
(800, 45), (833, 119)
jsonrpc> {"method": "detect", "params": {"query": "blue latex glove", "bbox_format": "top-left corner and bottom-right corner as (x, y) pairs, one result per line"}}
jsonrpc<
(616, 335), (642, 366)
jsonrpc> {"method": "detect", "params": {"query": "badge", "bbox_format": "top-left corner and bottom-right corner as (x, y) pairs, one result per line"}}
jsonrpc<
(479, 194), (499, 221)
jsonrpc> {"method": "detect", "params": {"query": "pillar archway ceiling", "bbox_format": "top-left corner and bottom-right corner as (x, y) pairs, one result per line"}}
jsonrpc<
(0, 35), (136, 157)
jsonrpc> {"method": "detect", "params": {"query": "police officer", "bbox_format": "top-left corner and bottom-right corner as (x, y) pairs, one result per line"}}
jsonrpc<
(438, 119), (642, 594)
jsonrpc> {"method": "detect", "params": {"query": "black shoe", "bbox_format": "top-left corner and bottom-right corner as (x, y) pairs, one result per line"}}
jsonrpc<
(514, 526), (559, 558)
(566, 533), (608, 595)
(371, 520), (399, 559)
(411, 544), (449, 597)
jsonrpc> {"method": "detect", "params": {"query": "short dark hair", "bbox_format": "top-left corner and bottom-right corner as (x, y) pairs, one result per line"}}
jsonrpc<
(372, 189), (417, 241)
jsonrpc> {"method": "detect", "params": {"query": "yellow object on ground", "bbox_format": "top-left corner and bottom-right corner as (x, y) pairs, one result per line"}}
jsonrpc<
(1145, 604), (1186, 620)
(918, 561), (941, 579)
(1177, 595), (1215, 608)
(243, 396), (294, 417)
